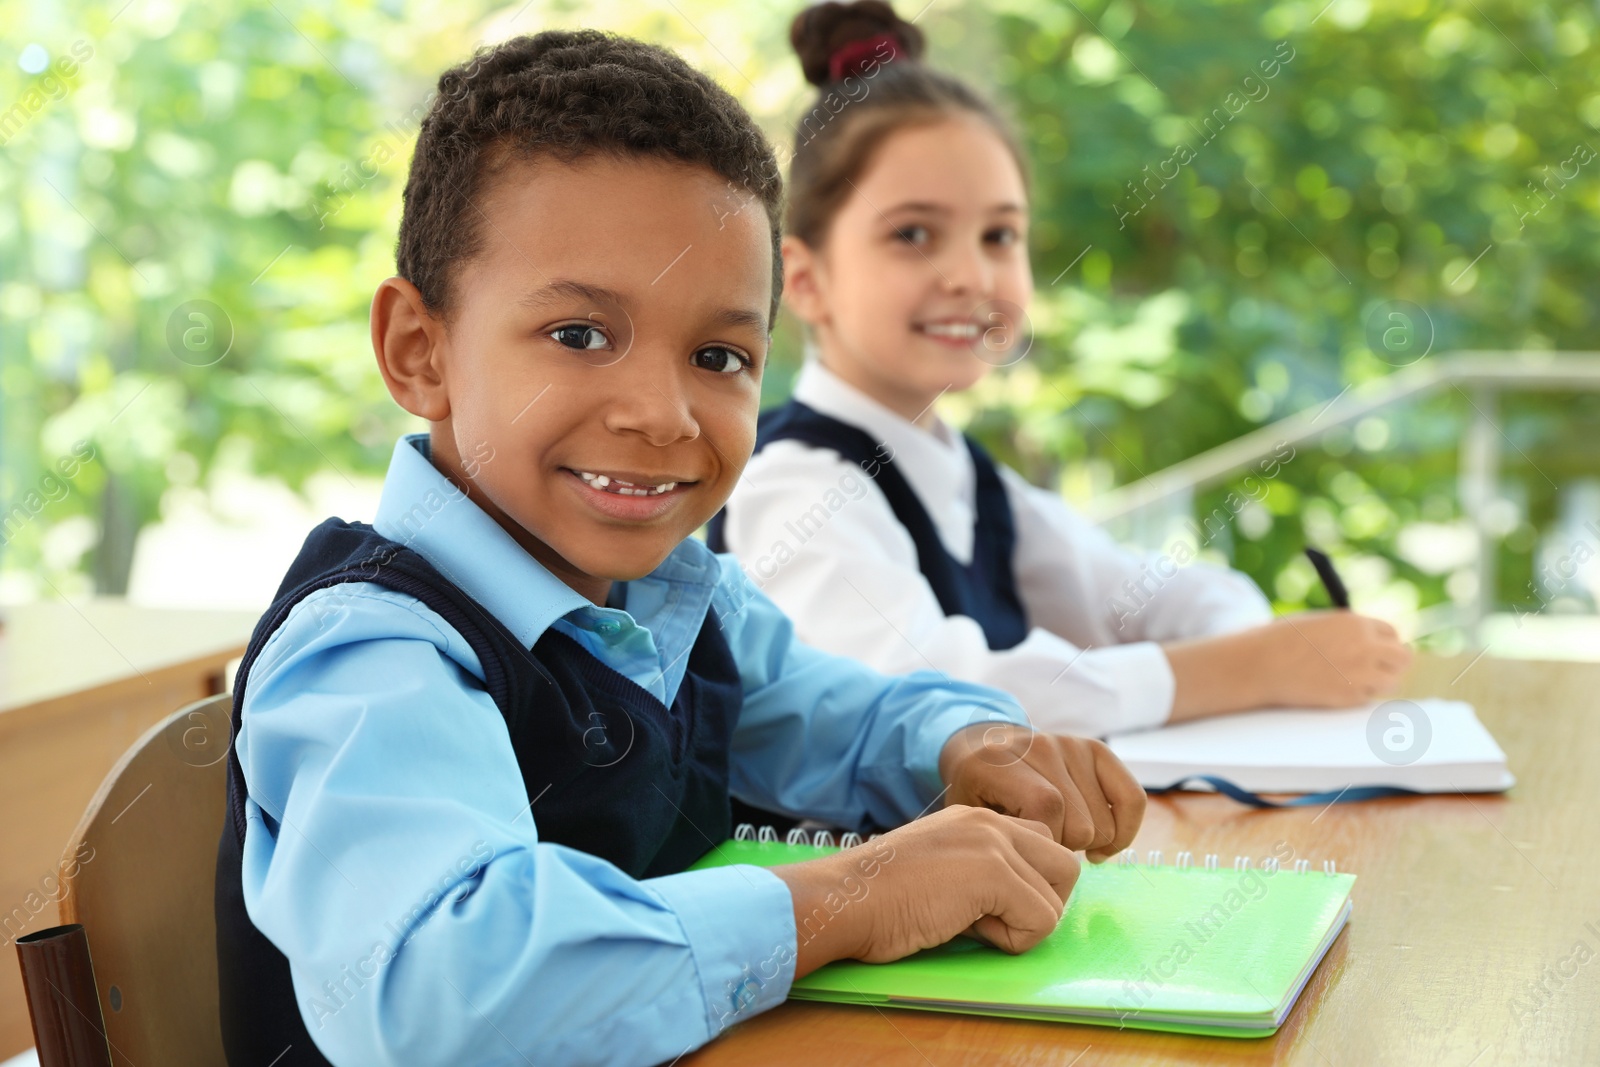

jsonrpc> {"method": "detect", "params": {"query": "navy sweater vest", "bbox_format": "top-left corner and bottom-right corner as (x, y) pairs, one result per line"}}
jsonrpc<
(214, 520), (742, 1066)
(707, 400), (1029, 652)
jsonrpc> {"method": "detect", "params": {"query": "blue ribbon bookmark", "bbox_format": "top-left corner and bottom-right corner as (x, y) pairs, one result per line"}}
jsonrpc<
(1149, 775), (1426, 808)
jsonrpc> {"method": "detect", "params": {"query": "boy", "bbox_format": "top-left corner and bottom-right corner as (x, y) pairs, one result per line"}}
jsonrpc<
(216, 30), (1145, 1067)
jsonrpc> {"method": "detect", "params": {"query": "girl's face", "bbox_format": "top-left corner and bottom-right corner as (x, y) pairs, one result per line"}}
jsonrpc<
(783, 115), (1032, 425)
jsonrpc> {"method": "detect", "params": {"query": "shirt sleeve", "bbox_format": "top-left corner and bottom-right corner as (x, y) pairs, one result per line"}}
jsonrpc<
(719, 444), (1270, 738)
(1001, 467), (1274, 644)
(235, 583), (797, 1067)
(710, 557), (1029, 830)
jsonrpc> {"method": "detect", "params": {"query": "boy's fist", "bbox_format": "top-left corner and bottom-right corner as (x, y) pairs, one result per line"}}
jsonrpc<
(937, 724), (1146, 862)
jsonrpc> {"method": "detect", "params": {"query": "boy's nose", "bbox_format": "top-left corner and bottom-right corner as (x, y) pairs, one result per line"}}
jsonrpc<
(601, 354), (700, 446)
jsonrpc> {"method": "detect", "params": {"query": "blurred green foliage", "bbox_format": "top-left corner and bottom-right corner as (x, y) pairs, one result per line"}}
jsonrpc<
(0, 0), (443, 595)
(2, 0), (1597, 641)
(0, 0), (807, 598)
(960, 0), (1600, 637)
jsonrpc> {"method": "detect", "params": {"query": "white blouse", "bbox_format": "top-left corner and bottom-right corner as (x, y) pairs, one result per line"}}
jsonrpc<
(718, 359), (1274, 737)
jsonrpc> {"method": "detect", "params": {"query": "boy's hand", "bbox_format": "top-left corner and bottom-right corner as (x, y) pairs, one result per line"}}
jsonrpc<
(937, 724), (1146, 862)
(772, 806), (1079, 977)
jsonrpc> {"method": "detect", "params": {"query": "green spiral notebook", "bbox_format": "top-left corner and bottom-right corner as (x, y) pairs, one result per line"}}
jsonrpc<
(690, 832), (1354, 1038)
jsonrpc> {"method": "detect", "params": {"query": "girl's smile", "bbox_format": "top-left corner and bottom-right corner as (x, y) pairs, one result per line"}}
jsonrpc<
(913, 317), (984, 347)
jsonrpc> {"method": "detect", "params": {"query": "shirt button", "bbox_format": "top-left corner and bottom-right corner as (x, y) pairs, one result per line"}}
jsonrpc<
(596, 619), (621, 636)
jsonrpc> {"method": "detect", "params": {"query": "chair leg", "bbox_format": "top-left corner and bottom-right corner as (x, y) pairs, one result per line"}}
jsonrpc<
(15, 924), (114, 1067)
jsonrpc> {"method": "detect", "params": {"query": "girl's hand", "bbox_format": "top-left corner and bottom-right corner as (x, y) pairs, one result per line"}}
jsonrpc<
(1165, 611), (1412, 721)
(1253, 611), (1413, 707)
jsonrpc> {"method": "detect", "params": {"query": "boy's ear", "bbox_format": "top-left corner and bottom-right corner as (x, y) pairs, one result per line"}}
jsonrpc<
(371, 276), (451, 422)
(779, 235), (830, 329)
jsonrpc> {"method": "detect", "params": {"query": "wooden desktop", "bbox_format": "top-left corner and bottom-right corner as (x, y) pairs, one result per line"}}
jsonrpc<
(686, 654), (1600, 1066)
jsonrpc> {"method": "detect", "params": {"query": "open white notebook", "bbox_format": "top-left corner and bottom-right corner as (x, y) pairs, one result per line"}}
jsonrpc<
(1106, 699), (1513, 794)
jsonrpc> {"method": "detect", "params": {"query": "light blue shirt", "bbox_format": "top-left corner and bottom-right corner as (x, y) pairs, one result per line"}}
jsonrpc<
(235, 433), (1028, 1067)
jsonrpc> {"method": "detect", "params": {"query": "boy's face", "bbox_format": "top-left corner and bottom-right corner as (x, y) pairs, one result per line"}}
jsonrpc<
(417, 155), (771, 599)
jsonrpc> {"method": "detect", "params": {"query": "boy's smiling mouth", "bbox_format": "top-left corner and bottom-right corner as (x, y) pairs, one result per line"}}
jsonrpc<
(562, 466), (698, 522)
(572, 468), (684, 496)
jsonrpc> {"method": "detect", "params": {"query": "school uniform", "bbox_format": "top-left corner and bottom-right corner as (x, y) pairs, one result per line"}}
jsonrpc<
(216, 432), (1026, 1067)
(710, 360), (1273, 737)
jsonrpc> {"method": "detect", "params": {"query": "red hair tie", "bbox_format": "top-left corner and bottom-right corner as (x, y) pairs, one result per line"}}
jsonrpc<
(827, 31), (901, 82)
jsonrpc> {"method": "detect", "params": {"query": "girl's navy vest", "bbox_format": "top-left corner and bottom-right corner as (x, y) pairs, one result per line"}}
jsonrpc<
(707, 400), (1029, 652)
(215, 519), (742, 1066)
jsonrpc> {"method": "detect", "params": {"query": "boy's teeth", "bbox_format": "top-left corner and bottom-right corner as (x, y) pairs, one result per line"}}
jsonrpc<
(575, 470), (678, 496)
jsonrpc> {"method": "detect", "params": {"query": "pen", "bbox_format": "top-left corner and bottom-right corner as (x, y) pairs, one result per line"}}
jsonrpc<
(1303, 546), (1350, 609)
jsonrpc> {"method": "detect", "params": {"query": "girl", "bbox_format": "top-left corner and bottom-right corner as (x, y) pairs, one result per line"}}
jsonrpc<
(711, 0), (1411, 737)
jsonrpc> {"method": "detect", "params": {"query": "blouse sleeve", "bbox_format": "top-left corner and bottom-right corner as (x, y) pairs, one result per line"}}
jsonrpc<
(719, 442), (1265, 736)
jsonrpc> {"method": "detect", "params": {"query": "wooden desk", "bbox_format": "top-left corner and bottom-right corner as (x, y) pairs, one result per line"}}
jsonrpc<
(688, 655), (1600, 1066)
(0, 600), (259, 1060)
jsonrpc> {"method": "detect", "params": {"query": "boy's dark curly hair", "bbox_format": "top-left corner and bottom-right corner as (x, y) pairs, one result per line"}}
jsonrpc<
(397, 30), (784, 326)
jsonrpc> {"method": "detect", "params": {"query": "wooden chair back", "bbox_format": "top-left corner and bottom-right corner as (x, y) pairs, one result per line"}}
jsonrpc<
(55, 694), (232, 1065)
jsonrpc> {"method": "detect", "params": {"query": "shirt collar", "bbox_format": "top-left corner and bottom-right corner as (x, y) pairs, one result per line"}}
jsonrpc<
(372, 434), (720, 651)
(791, 358), (974, 524)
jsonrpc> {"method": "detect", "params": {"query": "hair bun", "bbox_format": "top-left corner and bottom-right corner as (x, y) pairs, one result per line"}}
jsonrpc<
(790, 1), (925, 87)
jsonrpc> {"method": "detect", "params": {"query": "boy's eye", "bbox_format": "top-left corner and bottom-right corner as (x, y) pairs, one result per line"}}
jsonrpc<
(550, 324), (609, 350)
(894, 224), (930, 246)
(692, 346), (751, 375)
(987, 226), (1019, 247)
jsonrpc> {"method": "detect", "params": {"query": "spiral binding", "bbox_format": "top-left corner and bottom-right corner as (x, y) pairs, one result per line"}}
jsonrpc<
(731, 825), (1342, 872)
(734, 823), (879, 845)
(1116, 847), (1341, 874)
